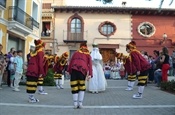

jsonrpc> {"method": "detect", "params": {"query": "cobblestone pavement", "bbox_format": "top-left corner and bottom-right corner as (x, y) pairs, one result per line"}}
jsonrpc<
(0, 80), (175, 115)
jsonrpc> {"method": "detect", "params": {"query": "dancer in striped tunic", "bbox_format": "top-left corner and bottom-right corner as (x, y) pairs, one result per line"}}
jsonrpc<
(116, 53), (137, 91)
(26, 39), (47, 102)
(126, 41), (151, 99)
(67, 42), (92, 109)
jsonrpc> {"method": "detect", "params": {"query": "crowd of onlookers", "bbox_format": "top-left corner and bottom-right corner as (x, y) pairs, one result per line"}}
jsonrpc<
(103, 46), (173, 87)
(0, 44), (24, 91)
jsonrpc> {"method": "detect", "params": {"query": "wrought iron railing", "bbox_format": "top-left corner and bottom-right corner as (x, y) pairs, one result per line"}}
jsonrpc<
(32, 18), (39, 28)
(8, 6), (33, 30)
(63, 30), (88, 41)
(0, 0), (6, 8)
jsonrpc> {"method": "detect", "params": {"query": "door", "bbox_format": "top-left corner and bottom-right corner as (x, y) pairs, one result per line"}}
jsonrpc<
(99, 48), (116, 63)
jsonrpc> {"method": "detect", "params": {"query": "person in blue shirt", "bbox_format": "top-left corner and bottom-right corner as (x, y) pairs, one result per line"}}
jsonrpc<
(13, 50), (24, 92)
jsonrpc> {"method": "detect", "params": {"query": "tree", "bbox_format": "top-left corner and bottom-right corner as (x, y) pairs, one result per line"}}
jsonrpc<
(96, 0), (113, 4)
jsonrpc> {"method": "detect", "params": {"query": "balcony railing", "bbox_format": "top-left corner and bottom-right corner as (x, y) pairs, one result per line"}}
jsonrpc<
(8, 6), (33, 30)
(0, 0), (6, 8)
(32, 18), (39, 28)
(63, 30), (88, 43)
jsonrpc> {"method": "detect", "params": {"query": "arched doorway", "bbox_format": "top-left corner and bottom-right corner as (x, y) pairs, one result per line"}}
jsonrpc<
(99, 48), (116, 63)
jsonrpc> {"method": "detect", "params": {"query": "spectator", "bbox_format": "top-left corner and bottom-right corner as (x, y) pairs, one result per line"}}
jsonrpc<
(0, 44), (6, 89)
(160, 47), (170, 82)
(104, 63), (111, 79)
(154, 50), (163, 87)
(172, 48), (175, 76)
(8, 51), (17, 88)
(7, 47), (15, 87)
(13, 50), (24, 92)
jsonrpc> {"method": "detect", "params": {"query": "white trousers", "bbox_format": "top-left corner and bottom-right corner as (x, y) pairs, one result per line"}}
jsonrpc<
(14, 72), (23, 89)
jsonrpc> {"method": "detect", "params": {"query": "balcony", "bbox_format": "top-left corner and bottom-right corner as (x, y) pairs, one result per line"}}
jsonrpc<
(63, 30), (88, 43)
(0, 0), (6, 10)
(8, 6), (33, 36)
(33, 18), (39, 28)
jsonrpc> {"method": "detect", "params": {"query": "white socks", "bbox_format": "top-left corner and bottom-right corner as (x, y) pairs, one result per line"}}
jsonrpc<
(29, 94), (34, 99)
(139, 86), (145, 94)
(78, 91), (85, 106)
(73, 93), (78, 106)
(38, 86), (43, 91)
(59, 80), (62, 86)
(127, 81), (131, 88)
(55, 79), (59, 86)
(130, 81), (135, 89)
(73, 91), (85, 107)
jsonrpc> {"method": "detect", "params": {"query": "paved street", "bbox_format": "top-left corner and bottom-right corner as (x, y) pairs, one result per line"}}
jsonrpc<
(0, 80), (175, 115)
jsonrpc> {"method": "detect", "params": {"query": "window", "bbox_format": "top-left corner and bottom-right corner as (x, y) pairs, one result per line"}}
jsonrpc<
(138, 22), (156, 38)
(67, 13), (84, 41)
(42, 22), (51, 37)
(0, 10), (3, 18)
(32, 2), (38, 21)
(98, 21), (116, 37)
(0, 0), (6, 9)
(71, 18), (81, 33)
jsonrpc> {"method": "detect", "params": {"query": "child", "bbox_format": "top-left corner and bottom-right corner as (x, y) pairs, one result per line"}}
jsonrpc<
(13, 50), (24, 92)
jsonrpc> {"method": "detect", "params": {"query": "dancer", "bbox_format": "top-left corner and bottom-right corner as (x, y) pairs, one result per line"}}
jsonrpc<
(36, 52), (50, 95)
(116, 53), (137, 91)
(87, 43), (107, 93)
(126, 41), (151, 99)
(26, 39), (46, 102)
(67, 42), (92, 109)
(53, 52), (68, 89)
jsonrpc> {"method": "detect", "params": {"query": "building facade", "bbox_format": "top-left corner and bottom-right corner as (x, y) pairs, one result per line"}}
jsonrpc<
(0, 0), (42, 61)
(42, 0), (175, 62)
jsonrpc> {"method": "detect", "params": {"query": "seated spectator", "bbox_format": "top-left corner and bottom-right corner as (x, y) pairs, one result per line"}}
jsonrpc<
(104, 63), (111, 79)
(154, 69), (162, 87)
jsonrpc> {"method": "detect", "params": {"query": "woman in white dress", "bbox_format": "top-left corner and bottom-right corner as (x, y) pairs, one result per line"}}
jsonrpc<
(87, 43), (107, 93)
(110, 61), (120, 79)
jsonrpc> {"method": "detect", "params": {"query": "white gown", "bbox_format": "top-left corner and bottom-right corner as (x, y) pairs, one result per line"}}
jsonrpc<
(110, 66), (121, 79)
(87, 47), (107, 92)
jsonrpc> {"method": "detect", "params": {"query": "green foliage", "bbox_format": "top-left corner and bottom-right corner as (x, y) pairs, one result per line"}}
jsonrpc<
(96, 0), (113, 4)
(43, 69), (55, 86)
(160, 80), (175, 93)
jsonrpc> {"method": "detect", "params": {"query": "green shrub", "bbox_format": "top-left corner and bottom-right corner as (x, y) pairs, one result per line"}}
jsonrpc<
(43, 69), (55, 86)
(160, 80), (175, 93)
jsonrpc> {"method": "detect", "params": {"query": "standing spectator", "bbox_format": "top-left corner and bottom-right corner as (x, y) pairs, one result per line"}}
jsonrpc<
(172, 48), (175, 76)
(8, 51), (17, 88)
(126, 41), (151, 99)
(7, 47), (15, 87)
(0, 44), (6, 89)
(67, 42), (92, 109)
(160, 47), (170, 82)
(13, 50), (24, 92)
(148, 56), (155, 83)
